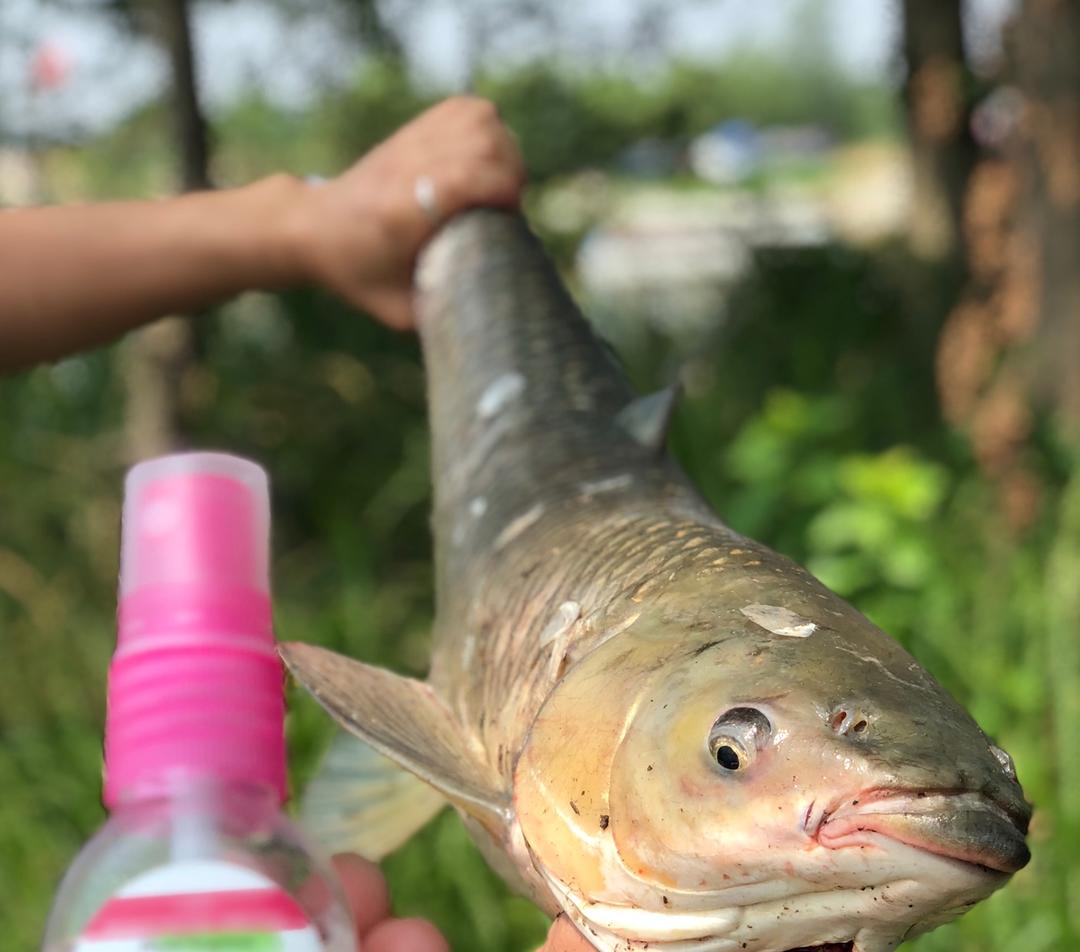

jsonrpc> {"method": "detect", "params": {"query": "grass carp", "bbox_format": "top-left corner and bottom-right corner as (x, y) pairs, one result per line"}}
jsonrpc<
(282, 210), (1030, 952)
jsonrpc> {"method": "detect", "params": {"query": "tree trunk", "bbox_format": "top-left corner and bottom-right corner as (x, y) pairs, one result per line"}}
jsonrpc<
(1011, 0), (1080, 438)
(123, 0), (210, 463)
(901, 0), (978, 264)
(347, 0), (405, 61)
(935, 0), (1080, 528)
(159, 0), (212, 192)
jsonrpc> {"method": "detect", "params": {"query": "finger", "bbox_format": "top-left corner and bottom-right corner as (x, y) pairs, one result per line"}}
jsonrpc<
(460, 115), (525, 181)
(442, 94), (500, 124)
(541, 915), (595, 952)
(365, 289), (415, 330)
(434, 162), (525, 219)
(363, 916), (451, 952)
(478, 129), (528, 197)
(331, 853), (391, 939)
(413, 102), (523, 187)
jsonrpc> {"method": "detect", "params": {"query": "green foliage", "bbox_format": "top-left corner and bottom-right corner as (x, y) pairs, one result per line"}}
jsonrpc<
(660, 54), (898, 141)
(479, 56), (898, 183)
(724, 391), (948, 595)
(478, 66), (640, 182)
(311, 59), (435, 167)
(48, 53), (899, 197)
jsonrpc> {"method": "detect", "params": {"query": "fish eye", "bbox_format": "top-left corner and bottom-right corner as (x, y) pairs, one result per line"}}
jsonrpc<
(712, 741), (746, 770)
(707, 707), (772, 773)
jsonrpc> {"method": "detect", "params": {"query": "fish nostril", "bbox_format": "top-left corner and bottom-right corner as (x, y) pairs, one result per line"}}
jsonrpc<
(830, 706), (871, 738)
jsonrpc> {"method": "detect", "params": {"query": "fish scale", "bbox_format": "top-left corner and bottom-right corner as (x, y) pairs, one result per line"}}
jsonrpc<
(448, 500), (773, 768)
(283, 209), (1031, 952)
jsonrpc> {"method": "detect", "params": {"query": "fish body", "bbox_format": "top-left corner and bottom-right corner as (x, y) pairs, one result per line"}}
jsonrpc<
(283, 211), (1030, 952)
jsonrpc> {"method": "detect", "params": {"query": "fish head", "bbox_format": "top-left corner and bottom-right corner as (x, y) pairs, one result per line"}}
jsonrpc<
(515, 582), (1031, 952)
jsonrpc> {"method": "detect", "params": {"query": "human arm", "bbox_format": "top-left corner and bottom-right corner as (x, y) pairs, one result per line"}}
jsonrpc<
(0, 96), (524, 374)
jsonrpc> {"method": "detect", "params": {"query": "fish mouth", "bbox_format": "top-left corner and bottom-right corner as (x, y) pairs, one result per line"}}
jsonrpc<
(817, 787), (1031, 874)
(784, 945), (853, 952)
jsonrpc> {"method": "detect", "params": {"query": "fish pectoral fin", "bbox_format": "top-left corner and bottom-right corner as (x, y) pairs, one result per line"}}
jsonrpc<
(302, 731), (447, 860)
(282, 642), (509, 829)
(615, 383), (681, 453)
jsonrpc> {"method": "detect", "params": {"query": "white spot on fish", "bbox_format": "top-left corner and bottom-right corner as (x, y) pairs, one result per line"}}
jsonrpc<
(415, 218), (462, 296)
(451, 521), (467, 547)
(991, 745), (1017, 780)
(740, 603), (817, 638)
(494, 503), (544, 550)
(469, 496), (488, 518)
(833, 644), (927, 692)
(606, 609), (642, 641)
(462, 635), (476, 669)
(542, 603), (581, 682)
(539, 601), (581, 646)
(477, 372), (525, 420)
(579, 473), (633, 498)
(447, 413), (514, 495)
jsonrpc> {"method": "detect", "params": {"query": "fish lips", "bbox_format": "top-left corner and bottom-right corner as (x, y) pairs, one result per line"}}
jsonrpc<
(817, 789), (1031, 874)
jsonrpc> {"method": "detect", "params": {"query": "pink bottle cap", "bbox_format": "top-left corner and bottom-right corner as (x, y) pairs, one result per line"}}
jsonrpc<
(104, 453), (287, 807)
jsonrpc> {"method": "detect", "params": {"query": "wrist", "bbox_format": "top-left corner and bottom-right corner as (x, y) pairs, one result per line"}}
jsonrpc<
(238, 172), (313, 291)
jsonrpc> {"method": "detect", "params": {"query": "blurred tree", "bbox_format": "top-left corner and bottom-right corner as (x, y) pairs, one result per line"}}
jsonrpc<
(337, 0), (406, 60)
(1010, 0), (1080, 438)
(901, 0), (978, 265)
(478, 65), (634, 181)
(157, 0), (212, 192)
(56, 0), (215, 456)
(123, 0), (209, 459)
(64, 0), (410, 460)
(626, 0), (673, 66)
(451, 0), (560, 85)
(935, 0), (1080, 529)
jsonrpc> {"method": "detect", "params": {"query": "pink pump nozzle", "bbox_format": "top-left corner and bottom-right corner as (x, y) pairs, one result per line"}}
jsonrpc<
(104, 453), (287, 807)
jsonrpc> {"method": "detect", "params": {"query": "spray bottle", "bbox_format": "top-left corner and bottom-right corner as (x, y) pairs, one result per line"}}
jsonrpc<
(43, 453), (354, 951)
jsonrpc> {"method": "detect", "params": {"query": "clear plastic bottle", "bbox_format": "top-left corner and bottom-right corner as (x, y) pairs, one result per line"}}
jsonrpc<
(43, 453), (355, 951)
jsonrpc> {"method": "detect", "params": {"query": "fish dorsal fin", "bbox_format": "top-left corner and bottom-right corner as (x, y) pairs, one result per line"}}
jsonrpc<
(301, 731), (447, 860)
(615, 384), (681, 453)
(282, 643), (509, 830)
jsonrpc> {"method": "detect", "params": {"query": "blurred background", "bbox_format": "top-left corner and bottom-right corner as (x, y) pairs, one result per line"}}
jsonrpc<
(2, 0), (1078, 949)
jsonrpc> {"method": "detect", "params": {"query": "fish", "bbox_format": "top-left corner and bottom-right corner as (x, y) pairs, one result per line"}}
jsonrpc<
(281, 210), (1031, 952)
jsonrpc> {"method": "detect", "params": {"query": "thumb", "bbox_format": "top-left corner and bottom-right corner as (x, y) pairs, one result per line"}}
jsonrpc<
(539, 914), (595, 951)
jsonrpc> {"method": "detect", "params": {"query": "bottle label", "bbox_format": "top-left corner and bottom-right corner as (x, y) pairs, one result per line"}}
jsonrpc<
(73, 860), (323, 951)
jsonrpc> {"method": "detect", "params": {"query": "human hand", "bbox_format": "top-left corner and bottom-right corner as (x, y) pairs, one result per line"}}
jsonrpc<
(332, 853), (448, 952)
(332, 853), (593, 951)
(292, 96), (525, 329)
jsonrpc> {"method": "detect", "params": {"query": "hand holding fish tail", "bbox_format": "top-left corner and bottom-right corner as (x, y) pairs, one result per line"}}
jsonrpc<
(0, 97), (524, 372)
(294, 96), (526, 330)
